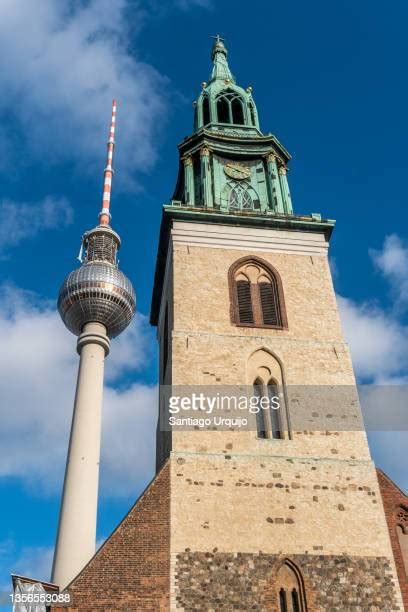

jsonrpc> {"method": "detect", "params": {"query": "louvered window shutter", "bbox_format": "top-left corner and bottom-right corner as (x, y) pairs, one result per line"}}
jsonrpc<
(259, 281), (280, 326)
(236, 280), (254, 324)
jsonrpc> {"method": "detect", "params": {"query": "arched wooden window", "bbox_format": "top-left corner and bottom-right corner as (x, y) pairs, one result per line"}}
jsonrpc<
(202, 95), (210, 125)
(229, 257), (287, 329)
(276, 561), (307, 612)
(236, 277), (253, 323)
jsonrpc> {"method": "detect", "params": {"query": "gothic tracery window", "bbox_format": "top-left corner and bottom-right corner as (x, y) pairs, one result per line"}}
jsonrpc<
(276, 561), (306, 612)
(216, 89), (246, 125)
(247, 348), (289, 441)
(253, 377), (282, 439)
(229, 257), (287, 329)
(227, 182), (259, 211)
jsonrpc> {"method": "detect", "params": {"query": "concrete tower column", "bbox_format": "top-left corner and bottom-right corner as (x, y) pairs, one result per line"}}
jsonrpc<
(51, 322), (110, 589)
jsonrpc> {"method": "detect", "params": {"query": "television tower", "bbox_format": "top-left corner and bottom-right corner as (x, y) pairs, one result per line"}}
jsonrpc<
(51, 101), (136, 589)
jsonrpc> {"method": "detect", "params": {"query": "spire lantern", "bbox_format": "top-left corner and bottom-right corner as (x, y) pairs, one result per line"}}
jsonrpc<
(193, 38), (260, 132)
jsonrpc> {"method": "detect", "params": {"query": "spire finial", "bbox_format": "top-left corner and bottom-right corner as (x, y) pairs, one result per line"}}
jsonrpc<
(209, 35), (234, 83)
(211, 34), (227, 61)
(99, 100), (117, 226)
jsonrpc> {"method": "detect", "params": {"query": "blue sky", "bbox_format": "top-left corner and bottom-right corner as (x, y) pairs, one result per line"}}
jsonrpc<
(1, 0), (408, 599)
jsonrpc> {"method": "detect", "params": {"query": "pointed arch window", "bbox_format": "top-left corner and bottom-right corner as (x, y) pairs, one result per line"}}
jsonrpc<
(229, 256), (288, 329)
(217, 96), (230, 123)
(231, 97), (245, 124)
(249, 103), (257, 127)
(253, 377), (282, 440)
(229, 187), (239, 209)
(227, 181), (259, 212)
(276, 561), (307, 612)
(279, 588), (288, 612)
(216, 89), (246, 125)
(254, 378), (267, 438)
(202, 95), (210, 126)
(268, 379), (282, 439)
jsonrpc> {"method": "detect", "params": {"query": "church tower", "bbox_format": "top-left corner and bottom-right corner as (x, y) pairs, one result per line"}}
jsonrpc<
(47, 39), (405, 610)
(149, 37), (404, 609)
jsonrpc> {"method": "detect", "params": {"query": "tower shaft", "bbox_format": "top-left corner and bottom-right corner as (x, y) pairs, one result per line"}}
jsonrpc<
(51, 322), (110, 588)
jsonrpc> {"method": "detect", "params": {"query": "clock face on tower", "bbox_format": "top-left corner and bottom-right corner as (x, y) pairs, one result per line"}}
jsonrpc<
(224, 162), (251, 180)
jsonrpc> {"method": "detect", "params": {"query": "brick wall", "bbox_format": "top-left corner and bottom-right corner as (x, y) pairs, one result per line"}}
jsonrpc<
(377, 469), (408, 610)
(53, 462), (170, 612)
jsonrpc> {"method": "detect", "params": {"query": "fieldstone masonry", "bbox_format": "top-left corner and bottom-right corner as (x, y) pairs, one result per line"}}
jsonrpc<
(175, 551), (399, 611)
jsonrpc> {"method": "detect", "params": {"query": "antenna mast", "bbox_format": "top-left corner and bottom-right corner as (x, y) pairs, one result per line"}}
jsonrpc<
(99, 99), (117, 226)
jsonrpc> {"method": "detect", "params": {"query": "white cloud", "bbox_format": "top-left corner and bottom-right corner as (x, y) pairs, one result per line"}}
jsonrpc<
(370, 234), (408, 310)
(0, 0), (168, 187)
(337, 294), (408, 381)
(0, 285), (157, 497)
(0, 197), (73, 254)
(336, 239), (408, 492)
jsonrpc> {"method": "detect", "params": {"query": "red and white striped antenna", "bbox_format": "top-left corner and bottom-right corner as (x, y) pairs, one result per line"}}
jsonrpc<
(99, 100), (117, 226)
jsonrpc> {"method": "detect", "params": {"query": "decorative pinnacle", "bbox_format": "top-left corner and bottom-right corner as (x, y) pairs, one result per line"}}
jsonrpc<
(99, 100), (117, 226)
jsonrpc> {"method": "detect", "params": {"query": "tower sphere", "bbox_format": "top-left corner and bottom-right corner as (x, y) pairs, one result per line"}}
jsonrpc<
(58, 225), (136, 339)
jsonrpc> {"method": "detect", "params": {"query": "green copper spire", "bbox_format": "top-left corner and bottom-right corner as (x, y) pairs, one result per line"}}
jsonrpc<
(194, 37), (260, 132)
(166, 38), (325, 223)
(210, 35), (234, 83)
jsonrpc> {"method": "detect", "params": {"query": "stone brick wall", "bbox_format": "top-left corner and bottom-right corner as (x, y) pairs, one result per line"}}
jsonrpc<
(162, 231), (404, 608)
(170, 453), (394, 559)
(377, 469), (408, 610)
(53, 463), (170, 612)
(175, 550), (400, 611)
(172, 244), (343, 343)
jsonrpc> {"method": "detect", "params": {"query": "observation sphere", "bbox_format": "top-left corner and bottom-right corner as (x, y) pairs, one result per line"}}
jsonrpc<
(58, 261), (136, 339)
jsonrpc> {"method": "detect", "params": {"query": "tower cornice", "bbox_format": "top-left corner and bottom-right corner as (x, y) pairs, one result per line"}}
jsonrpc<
(178, 128), (291, 163)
